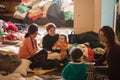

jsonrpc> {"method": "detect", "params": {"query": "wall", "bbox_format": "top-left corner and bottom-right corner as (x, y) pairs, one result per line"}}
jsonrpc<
(74, 0), (101, 34)
(101, 0), (116, 27)
(94, 0), (101, 32)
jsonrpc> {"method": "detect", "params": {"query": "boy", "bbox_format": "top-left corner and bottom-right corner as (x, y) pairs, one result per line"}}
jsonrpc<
(62, 48), (87, 80)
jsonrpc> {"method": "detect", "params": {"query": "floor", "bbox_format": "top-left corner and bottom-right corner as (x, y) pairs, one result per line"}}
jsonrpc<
(0, 25), (109, 80)
(27, 69), (63, 80)
(28, 26), (73, 79)
(0, 25), (73, 80)
(38, 26), (73, 37)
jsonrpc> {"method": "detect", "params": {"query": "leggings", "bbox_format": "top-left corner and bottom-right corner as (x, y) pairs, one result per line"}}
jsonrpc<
(28, 49), (48, 69)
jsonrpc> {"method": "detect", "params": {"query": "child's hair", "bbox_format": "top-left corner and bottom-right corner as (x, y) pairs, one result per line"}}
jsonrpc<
(45, 23), (56, 31)
(24, 23), (38, 38)
(70, 48), (83, 62)
(59, 34), (67, 41)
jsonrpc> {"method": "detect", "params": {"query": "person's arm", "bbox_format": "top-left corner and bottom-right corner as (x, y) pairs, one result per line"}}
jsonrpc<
(59, 42), (68, 51)
(42, 36), (53, 52)
(94, 52), (106, 66)
(52, 41), (58, 50)
(62, 64), (70, 80)
(42, 36), (47, 48)
(24, 38), (38, 55)
(42, 34), (59, 51)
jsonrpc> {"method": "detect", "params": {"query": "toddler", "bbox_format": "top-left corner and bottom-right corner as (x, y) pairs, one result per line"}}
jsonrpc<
(62, 48), (87, 80)
(48, 34), (68, 60)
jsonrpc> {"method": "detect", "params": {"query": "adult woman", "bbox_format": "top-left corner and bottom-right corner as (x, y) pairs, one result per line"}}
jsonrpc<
(19, 23), (48, 69)
(42, 23), (59, 52)
(95, 26), (120, 80)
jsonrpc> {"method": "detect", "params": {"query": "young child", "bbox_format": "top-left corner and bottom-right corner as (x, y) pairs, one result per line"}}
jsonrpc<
(19, 23), (48, 69)
(62, 48), (87, 80)
(48, 34), (68, 61)
(52, 34), (68, 52)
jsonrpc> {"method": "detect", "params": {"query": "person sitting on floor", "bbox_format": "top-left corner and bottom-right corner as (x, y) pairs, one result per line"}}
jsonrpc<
(42, 22), (59, 52)
(94, 26), (120, 80)
(19, 23), (48, 69)
(42, 23), (69, 69)
(62, 48), (87, 80)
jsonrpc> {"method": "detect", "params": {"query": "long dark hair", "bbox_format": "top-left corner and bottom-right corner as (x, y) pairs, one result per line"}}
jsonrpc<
(25, 23), (38, 38)
(99, 26), (115, 47)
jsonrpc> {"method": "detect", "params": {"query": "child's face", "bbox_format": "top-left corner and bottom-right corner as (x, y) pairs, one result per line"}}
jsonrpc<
(58, 35), (66, 42)
(47, 27), (55, 36)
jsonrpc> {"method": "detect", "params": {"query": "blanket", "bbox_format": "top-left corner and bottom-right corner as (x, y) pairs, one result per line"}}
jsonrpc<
(0, 53), (21, 74)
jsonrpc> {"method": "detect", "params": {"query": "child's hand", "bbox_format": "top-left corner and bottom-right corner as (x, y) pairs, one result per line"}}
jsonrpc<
(57, 41), (60, 46)
(52, 46), (56, 50)
(61, 51), (67, 58)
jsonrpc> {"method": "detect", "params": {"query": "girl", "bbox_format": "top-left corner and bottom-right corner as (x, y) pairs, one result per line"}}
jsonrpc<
(19, 23), (48, 69)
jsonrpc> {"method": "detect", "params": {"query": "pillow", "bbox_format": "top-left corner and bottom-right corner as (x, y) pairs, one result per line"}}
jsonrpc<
(2, 40), (20, 45)
(48, 52), (61, 60)
(14, 59), (31, 76)
(1, 73), (23, 80)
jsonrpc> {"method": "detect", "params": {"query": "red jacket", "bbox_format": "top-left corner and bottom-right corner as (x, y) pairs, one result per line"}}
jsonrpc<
(5, 21), (18, 32)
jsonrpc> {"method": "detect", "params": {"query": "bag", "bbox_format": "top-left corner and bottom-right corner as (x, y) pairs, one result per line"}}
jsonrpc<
(68, 31), (79, 44)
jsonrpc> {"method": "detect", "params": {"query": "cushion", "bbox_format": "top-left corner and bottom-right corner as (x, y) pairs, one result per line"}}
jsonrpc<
(48, 52), (61, 60)
(0, 73), (23, 80)
(2, 40), (19, 45)
(14, 59), (31, 76)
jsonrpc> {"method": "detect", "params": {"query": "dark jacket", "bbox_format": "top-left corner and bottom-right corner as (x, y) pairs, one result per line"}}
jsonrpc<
(107, 44), (120, 80)
(42, 34), (59, 51)
(95, 44), (120, 80)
